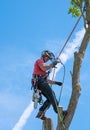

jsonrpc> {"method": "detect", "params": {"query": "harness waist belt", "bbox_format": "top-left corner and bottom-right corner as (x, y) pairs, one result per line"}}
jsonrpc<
(32, 74), (47, 79)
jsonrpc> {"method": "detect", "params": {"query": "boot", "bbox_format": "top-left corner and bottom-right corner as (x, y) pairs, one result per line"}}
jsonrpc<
(36, 111), (47, 120)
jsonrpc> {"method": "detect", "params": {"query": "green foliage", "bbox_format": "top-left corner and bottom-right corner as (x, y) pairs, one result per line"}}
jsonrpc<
(68, 6), (81, 17)
(68, 0), (84, 17)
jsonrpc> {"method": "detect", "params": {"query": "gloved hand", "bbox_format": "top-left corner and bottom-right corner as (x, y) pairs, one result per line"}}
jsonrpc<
(54, 81), (63, 86)
(52, 60), (59, 67)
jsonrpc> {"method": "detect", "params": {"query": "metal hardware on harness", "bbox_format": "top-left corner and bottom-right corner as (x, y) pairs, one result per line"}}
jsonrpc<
(32, 89), (43, 109)
(31, 74), (47, 109)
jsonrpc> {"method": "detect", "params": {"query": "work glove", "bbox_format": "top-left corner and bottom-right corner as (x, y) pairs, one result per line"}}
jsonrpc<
(52, 60), (60, 67)
(54, 81), (63, 86)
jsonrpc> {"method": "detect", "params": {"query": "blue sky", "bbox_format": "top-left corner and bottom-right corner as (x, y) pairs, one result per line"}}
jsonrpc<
(0, 0), (90, 130)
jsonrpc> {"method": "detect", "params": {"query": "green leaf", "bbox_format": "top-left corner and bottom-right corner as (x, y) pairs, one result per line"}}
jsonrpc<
(68, 6), (81, 17)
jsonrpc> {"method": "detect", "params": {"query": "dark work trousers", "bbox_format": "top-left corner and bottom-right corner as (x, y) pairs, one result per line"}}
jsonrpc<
(37, 77), (58, 113)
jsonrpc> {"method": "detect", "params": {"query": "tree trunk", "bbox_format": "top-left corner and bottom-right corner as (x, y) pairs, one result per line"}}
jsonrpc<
(42, 118), (54, 130)
(57, 1), (90, 129)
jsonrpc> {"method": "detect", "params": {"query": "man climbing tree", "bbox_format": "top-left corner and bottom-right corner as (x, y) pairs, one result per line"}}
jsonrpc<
(31, 50), (67, 120)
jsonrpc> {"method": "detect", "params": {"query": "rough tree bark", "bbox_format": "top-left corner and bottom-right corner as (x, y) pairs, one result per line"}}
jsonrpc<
(59, 1), (90, 130)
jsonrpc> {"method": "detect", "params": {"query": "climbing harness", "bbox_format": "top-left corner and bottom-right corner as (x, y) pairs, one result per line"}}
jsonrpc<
(31, 72), (52, 109)
(31, 75), (44, 109)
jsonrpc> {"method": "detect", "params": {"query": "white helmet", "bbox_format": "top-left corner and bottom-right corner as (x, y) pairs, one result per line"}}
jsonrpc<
(41, 50), (55, 60)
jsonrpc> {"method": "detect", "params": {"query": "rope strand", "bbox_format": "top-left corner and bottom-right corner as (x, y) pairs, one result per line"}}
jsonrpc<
(58, 16), (81, 58)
